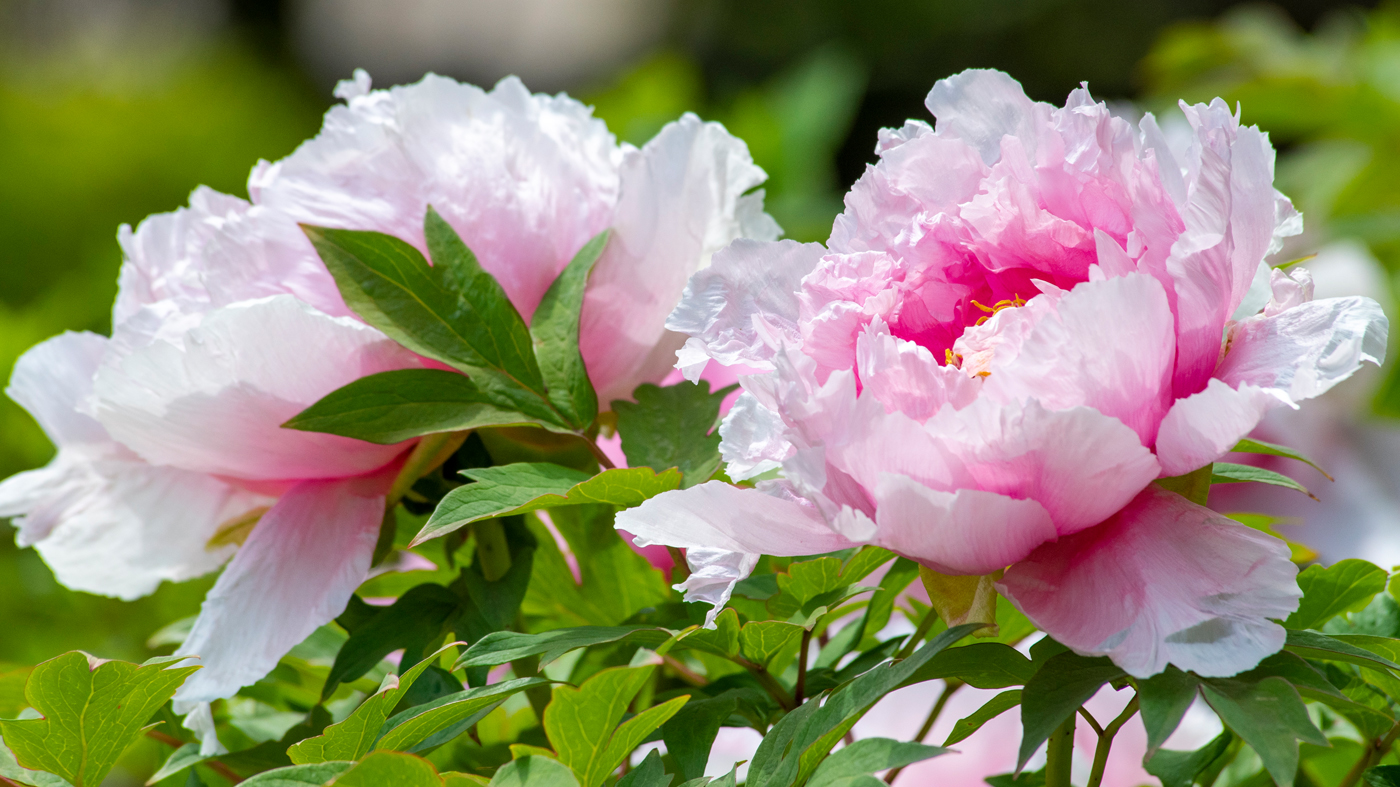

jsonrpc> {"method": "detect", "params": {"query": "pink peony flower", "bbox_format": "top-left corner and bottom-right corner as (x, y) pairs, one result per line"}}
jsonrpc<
(617, 70), (1388, 678)
(0, 70), (776, 718)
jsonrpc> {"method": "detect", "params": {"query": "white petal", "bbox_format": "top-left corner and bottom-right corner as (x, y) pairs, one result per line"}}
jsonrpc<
(580, 115), (776, 405)
(718, 391), (792, 481)
(665, 239), (824, 374)
(924, 69), (1046, 166)
(93, 296), (416, 482)
(6, 332), (111, 448)
(676, 548), (760, 627)
(173, 476), (384, 705)
(1217, 295), (1388, 403)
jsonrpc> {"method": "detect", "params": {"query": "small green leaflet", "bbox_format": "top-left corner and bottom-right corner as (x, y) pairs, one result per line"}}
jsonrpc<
(613, 381), (733, 487)
(1200, 677), (1326, 787)
(283, 369), (547, 444)
(663, 694), (739, 781)
(289, 644), (456, 763)
(1368, 765), (1400, 787)
(944, 690), (1022, 746)
(331, 750), (444, 786)
(1135, 666), (1199, 758)
(904, 642), (1036, 690)
(322, 584), (462, 700)
(1210, 462), (1316, 499)
(1016, 652), (1125, 770)
(618, 750), (671, 787)
(238, 762), (354, 786)
(1286, 559), (1389, 631)
(489, 756), (581, 787)
(1231, 437), (1333, 480)
(453, 626), (671, 671)
(1285, 629), (1400, 671)
(375, 677), (550, 753)
(148, 742), (208, 784)
(1145, 732), (1233, 787)
(0, 652), (199, 787)
(413, 463), (682, 546)
(543, 664), (689, 787)
(530, 231), (608, 429)
(806, 738), (947, 787)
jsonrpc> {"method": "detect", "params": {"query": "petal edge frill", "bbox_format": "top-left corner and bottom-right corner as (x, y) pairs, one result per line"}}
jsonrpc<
(998, 485), (1300, 678)
(172, 475), (385, 706)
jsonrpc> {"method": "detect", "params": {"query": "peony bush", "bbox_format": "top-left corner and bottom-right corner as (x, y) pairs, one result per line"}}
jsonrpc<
(0, 69), (1395, 787)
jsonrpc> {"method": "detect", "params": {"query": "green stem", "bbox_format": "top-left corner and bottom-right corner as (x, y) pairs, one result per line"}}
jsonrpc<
(896, 607), (942, 660)
(475, 519), (512, 581)
(1339, 720), (1400, 787)
(1086, 697), (1139, 787)
(735, 656), (795, 711)
(1045, 713), (1076, 787)
(795, 628), (813, 704)
(884, 680), (962, 784)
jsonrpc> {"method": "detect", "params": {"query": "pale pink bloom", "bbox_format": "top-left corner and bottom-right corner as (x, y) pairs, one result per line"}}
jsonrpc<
(618, 70), (1388, 677)
(1, 69), (775, 721)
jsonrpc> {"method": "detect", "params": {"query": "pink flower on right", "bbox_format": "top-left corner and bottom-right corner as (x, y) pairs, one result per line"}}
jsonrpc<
(616, 69), (1390, 678)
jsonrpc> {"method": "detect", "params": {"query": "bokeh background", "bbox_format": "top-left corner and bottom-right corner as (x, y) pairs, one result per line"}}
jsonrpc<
(1, 0), (1396, 677)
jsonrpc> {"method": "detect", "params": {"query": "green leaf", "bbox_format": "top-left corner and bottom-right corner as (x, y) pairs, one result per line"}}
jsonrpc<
(745, 624), (982, 787)
(944, 690), (1021, 746)
(488, 757), (582, 787)
(530, 231), (608, 428)
(284, 369), (547, 444)
(1367, 765), (1400, 787)
(331, 750), (443, 786)
(613, 381), (731, 487)
(1145, 732), (1234, 787)
(738, 621), (804, 671)
(852, 558), (919, 650)
(303, 212), (554, 423)
(453, 627), (669, 671)
(1155, 464), (1212, 506)
(0, 652), (198, 787)
(0, 737), (70, 787)
(1210, 462), (1315, 499)
(149, 742), (208, 784)
(663, 694), (739, 781)
(543, 664), (689, 787)
(1136, 666), (1200, 759)
(1016, 652), (1126, 770)
(323, 584), (462, 700)
(1231, 438), (1333, 480)
(617, 750), (673, 787)
(237, 762), (354, 786)
(807, 738), (947, 787)
(841, 547), (897, 584)
(1200, 677), (1327, 787)
(289, 644), (454, 764)
(415, 464), (681, 546)
(1287, 560), (1388, 630)
(903, 642), (1035, 689)
(375, 677), (550, 754)
(678, 608), (740, 660)
(767, 557), (850, 620)
(1285, 629), (1400, 671)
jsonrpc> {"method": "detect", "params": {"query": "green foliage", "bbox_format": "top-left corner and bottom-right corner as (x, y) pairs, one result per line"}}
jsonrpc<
(283, 369), (544, 445)
(0, 652), (198, 787)
(415, 464), (681, 546)
(1210, 462), (1316, 499)
(239, 762), (354, 786)
(1146, 732), (1235, 787)
(1200, 677), (1327, 787)
(944, 690), (1021, 746)
(613, 381), (732, 487)
(489, 756), (581, 787)
(376, 678), (549, 754)
(542, 663), (688, 787)
(1016, 652), (1125, 769)
(1288, 560), (1390, 630)
(529, 231), (608, 428)
(806, 737), (946, 787)
(1231, 438), (1333, 480)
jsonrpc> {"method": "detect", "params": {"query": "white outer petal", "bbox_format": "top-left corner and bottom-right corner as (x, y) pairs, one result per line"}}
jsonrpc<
(718, 391), (792, 481)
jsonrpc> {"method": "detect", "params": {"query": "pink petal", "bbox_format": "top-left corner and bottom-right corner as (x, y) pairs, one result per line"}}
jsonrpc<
(93, 296), (417, 483)
(1154, 379), (1288, 477)
(923, 69), (1047, 166)
(872, 473), (1056, 575)
(173, 473), (387, 705)
(982, 272), (1176, 445)
(5, 331), (111, 448)
(855, 320), (980, 422)
(999, 485), (1300, 678)
(581, 115), (777, 405)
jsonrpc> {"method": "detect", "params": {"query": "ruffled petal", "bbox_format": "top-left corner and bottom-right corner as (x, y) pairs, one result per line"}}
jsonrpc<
(1216, 296), (1388, 403)
(718, 391), (792, 481)
(676, 548), (761, 627)
(665, 239), (824, 381)
(580, 115), (776, 405)
(1154, 379), (1288, 477)
(5, 331), (112, 448)
(923, 69), (1046, 166)
(93, 296), (416, 483)
(872, 473), (1056, 575)
(855, 319), (980, 422)
(999, 485), (1300, 678)
(172, 474), (386, 706)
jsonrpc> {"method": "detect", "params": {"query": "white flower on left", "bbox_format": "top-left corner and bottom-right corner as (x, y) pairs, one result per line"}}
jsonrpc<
(0, 69), (776, 744)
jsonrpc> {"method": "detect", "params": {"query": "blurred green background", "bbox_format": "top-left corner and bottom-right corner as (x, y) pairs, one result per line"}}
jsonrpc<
(0, 0), (1392, 664)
